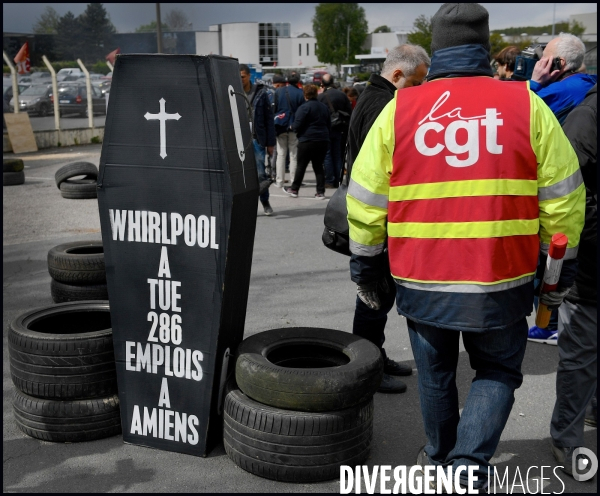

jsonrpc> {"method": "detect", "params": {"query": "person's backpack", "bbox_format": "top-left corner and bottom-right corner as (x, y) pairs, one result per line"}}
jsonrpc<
(323, 90), (350, 132)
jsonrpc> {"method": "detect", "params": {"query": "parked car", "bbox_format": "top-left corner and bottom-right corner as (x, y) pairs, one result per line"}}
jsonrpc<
(300, 73), (313, 84)
(56, 68), (84, 81)
(92, 80), (111, 95)
(312, 71), (328, 85)
(53, 83), (106, 117)
(9, 84), (54, 116)
(3, 83), (31, 106)
(260, 73), (275, 86)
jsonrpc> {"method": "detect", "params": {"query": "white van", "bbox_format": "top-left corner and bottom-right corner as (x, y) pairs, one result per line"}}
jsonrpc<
(56, 68), (84, 81)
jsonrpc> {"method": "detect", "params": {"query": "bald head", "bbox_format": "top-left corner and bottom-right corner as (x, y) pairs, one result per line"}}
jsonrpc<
(322, 73), (334, 87)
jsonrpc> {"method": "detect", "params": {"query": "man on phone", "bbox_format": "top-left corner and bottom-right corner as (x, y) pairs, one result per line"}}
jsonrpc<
(530, 33), (596, 124)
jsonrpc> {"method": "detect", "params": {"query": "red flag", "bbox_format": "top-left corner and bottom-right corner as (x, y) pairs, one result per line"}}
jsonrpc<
(105, 48), (121, 65)
(14, 42), (30, 75)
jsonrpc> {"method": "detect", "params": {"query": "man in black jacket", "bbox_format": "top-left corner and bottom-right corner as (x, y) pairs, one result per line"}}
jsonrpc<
(549, 83), (597, 477)
(347, 45), (430, 393)
(240, 64), (276, 216)
(318, 74), (352, 189)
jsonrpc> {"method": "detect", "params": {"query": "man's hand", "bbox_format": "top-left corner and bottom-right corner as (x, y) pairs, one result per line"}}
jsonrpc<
(357, 277), (391, 311)
(357, 282), (381, 310)
(531, 57), (561, 86)
(267, 146), (274, 156)
(540, 287), (570, 310)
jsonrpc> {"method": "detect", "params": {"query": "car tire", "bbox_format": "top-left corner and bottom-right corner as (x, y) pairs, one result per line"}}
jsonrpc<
(8, 301), (116, 399)
(13, 390), (121, 443)
(55, 162), (98, 188)
(223, 383), (373, 482)
(47, 240), (105, 284)
(50, 279), (108, 303)
(235, 327), (383, 412)
(3, 158), (25, 172)
(59, 179), (97, 199)
(3, 170), (25, 186)
(38, 103), (49, 117)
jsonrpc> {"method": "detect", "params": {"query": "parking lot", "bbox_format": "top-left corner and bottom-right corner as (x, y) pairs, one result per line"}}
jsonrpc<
(2, 143), (597, 493)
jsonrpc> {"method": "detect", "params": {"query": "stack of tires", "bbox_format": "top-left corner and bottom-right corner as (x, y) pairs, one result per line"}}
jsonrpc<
(224, 327), (383, 482)
(48, 241), (108, 303)
(55, 161), (98, 199)
(8, 301), (121, 442)
(3, 158), (25, 186)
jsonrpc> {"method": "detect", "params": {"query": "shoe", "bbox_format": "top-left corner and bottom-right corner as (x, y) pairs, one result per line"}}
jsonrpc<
(283, 187), (298, 198)
(527, 326), (558, 345)
(314, 193), (325, 200)
(550, 440), (575, 476)
(274, 182), (283, 188)
(262, 201), (273, 216)
(324, 183), (336, 189)
(413, 447), (439, 492)
(384, 357), (413, 376)
(377, 373), (407, 393)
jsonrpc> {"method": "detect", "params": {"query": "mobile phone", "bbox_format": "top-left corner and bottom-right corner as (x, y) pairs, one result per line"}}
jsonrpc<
(550, 57), (562, 72)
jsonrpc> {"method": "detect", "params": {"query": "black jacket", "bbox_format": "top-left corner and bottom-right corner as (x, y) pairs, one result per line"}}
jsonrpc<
(317, 87), (352, 131)
(562, 84), (597, 304)
(346, 74), (396, 176)
(348, 74), (398, 284)
(292, 98), (330, 143)
(250, 83), (276, 147)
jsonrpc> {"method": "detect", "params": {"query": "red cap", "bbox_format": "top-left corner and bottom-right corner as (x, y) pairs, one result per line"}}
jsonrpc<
(549, 233), (568, 259)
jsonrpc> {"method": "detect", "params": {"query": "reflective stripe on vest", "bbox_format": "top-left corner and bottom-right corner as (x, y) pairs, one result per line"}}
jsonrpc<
(389, 78), (539, 286)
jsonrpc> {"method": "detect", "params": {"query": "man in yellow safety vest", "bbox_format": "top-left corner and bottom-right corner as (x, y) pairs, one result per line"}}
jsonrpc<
(347, 3), (585, 491)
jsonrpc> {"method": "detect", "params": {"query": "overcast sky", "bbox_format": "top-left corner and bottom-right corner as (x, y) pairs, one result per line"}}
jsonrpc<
(3, 3), (597, 35)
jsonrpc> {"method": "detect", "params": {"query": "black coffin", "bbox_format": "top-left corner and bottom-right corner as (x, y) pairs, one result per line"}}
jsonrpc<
(97, 54), (258, 456)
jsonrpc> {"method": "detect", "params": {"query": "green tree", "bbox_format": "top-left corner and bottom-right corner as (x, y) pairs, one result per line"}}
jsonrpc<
(165, 9), (191, 31)
(55, 12), (82, 61)
(79, 3), (116, 63)
(490, 32), (509, 58)
(407, 15), (432, 55)
(136, 20), (169, 33)
(32, 6), (60, 34)
(312, 3), (368, 72)
(569, 20), (585, 37)
(491, 20), (586, 37)
(373, 25), (391, 33)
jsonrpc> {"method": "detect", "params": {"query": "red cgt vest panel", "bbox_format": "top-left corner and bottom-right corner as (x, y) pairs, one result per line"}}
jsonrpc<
(388, 78), (539, 284)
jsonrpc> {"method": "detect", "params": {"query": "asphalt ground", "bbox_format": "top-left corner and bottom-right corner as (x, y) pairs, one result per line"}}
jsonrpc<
(3, 144), (597, 493)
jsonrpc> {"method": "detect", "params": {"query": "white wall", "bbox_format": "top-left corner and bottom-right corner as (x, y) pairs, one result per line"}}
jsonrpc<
(221, 22), (259, 65)
(277, 37), (321, 68)
(195, 32), (220, 56)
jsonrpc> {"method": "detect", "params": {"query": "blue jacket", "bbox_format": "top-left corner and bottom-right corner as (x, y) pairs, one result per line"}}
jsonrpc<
(292, 98), (330, 143)
(530, 73), (597, 124)
(251, 83), (276, 147)
(274, 85), (304, 133)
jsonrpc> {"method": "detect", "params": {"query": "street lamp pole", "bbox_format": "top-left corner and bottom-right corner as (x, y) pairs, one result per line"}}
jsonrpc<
(156, 3), (163, 53)
(347, 25), (350, 62)
(551, 3), (556, 36)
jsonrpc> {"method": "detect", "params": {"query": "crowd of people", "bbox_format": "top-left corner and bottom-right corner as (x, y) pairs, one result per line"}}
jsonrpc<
(240, 3), (596, 490)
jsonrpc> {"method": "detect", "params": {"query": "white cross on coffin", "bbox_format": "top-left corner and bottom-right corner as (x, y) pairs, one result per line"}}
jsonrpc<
(144, 98), (181, 159)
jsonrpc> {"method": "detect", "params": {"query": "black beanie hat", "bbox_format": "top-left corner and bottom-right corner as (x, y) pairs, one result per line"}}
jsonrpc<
(430, 3), (491, 54)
